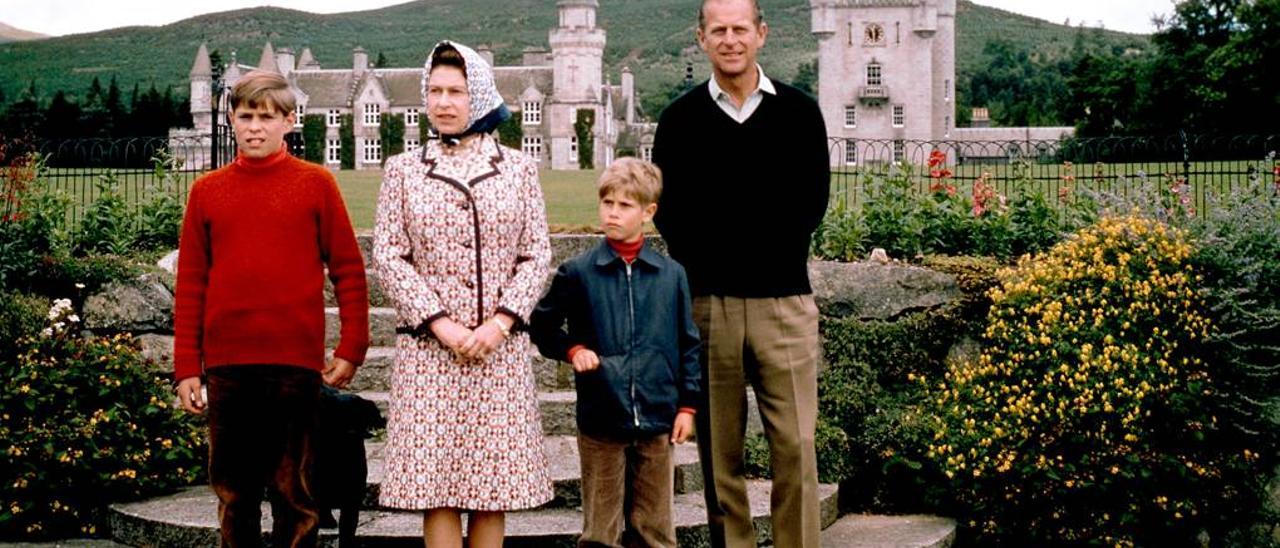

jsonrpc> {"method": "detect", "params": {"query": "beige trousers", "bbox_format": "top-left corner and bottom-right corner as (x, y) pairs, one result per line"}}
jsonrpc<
(693, 295), (821, 548)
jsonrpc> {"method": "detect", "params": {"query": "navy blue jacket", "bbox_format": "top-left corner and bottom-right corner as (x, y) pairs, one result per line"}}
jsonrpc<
(530, 239), (701, 439)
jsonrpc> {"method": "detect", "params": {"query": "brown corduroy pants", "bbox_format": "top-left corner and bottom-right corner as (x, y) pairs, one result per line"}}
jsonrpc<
(577, 432), (677, 548)
(693, 295), (821, 548)
(207, 365), (322, 548)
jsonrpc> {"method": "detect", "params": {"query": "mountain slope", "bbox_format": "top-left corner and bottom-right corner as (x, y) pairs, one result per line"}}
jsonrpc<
(0, 0), (1146, 116)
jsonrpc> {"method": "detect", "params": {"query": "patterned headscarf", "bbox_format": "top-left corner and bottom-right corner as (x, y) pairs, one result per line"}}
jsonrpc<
(422, 40), (511, 144)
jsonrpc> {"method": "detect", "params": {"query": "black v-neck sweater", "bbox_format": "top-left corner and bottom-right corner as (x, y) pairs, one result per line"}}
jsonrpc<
(652, 79), (830, 298)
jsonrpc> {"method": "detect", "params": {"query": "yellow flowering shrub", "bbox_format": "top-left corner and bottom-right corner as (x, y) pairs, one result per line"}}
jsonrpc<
(0, 300), (205, 539)
(923, 213), (1258, 545)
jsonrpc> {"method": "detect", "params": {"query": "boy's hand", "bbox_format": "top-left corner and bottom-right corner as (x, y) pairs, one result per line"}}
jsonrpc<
(671, 411), (694, 444)
(176, 377), (205, 415)
(431, 317), (473, 354)
(571, 349), (600, 373)
(323, 357), (356, 388)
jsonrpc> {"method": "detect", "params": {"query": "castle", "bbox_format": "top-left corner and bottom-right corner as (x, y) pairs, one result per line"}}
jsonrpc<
(171, 0), (1075, 171)
(171, 0), (653, 171)
(809, 0), (1074, 165)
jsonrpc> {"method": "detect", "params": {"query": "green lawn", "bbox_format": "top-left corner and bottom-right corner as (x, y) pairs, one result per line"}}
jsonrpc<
(335, 168), (604, 230)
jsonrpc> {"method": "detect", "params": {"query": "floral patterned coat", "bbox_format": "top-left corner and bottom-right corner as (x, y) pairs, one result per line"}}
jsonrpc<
(371, 135), (554, 510)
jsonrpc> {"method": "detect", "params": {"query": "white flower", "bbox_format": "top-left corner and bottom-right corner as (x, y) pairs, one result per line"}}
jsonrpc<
(74, 283), (86, 289)
(67, 315), (80, 323)
(40, 328), (53, 337)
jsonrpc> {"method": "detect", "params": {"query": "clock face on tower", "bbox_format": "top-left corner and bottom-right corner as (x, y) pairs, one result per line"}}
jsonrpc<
(864, 23), (885, 46)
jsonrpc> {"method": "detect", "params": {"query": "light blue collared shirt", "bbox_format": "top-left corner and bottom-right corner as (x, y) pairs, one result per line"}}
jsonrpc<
(707, 64), (776, 124)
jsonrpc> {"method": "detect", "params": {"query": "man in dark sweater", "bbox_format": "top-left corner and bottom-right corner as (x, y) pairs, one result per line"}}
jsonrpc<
(651, 0), (830, 546)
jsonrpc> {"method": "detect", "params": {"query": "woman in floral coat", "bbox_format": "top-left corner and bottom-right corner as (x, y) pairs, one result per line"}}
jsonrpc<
(372, 40), (553, 546)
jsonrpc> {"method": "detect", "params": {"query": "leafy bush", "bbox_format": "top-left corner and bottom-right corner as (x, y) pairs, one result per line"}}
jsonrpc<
(73, 173), (135, 256)
(923, 213), (1258, 545)
(132, 152), (184, 251)
(0, 291), (46, 363)
(0, 300), (206, 539)
(819, 152), (1077, 263)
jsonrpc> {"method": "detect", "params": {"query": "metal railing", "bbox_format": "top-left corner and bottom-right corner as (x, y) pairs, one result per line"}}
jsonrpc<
(828, 134), (1279, 216)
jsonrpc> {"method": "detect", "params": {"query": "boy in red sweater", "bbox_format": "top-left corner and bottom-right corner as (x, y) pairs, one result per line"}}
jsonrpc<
(173, 70), (370, 547)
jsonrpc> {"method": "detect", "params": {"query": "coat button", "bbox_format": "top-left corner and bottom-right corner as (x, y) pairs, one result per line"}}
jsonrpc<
(460, 201), (471, 210)
(465, 279), (475, 289)
(461, 239), (472, 248)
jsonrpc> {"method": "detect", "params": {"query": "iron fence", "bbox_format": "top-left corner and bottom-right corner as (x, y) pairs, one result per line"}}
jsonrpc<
(3, 128), (305, 226)
(828, 134), (1279, 216)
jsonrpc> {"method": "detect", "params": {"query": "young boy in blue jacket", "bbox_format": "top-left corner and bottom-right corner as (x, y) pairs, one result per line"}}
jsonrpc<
(530, 157), (701, 548)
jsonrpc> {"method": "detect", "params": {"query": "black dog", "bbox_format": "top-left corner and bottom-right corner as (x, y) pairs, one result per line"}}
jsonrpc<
(313, 387), (385, 547)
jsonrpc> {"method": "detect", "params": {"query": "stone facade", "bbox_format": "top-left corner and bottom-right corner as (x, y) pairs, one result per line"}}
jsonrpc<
(809, 0), (1073, 166)
(172, 0), (652, 171)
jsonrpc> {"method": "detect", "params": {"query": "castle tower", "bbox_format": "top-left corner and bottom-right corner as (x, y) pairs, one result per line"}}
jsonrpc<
(811, 0), (956, 164)
(256, 42), (279, 74)
(547, 0), (606, 169)
(189, 43), (212, 132)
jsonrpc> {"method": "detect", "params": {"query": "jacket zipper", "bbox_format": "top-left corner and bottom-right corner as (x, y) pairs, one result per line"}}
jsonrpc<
(626, 262), (639, 428)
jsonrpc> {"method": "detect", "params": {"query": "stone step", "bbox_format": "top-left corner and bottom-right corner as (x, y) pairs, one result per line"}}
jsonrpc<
(338, 347), (575, 393)
(324, 271), (391, 308)
(362, 436), (703, 509)
(357, 390), (579, 437)
(819, 514), (957, 548)
(357, 386), (764, 440)
(108, 480), (838, 548)
(326, 307), (397, 347)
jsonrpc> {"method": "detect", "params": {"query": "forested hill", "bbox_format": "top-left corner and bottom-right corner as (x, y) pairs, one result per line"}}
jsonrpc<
(0, 0), (1146, 120)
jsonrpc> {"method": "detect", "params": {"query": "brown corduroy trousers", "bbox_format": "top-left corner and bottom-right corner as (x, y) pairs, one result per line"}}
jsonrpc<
(207, 365), (322, 548)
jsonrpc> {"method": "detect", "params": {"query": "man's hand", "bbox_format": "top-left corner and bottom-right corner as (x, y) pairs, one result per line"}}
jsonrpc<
(459, 317), (508, 360)
(430, 317), (474, 354)
(323, 357), (356, 388)
(571, 349), (600, 373)
(671, 411), (694, 444)
(176, 377), (205, 415)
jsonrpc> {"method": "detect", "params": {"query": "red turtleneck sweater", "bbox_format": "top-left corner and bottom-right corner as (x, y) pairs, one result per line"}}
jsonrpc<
(172, 148), (370, 381)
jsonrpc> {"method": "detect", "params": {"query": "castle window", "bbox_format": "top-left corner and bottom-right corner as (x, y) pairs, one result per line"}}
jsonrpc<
(327, 109), (341, 127)
(570, 136), (578, 157)
(844, 105), (857, 128)
(641, 145), (653, 162)
(844, 140), (858, 166)
(866, 64), (882, 86)
(405, 108), (419, 126)
(295, 104), (305, 127)
(522, 136), (543, 159)
(523, 102), (542, 125)
(363, 104), (381, 127)
(326, 139), (340, 163)
(363, 138), (381, 163)
(405, 138), (420, 151)
(892, 105), (905, 128)
(893, 139), (905, 163)
(944, 79), (951, 102)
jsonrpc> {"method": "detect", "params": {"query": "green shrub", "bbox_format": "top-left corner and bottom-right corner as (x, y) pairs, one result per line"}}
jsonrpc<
(0, 301), (206, 539)
(73, 173), (134, 256)
(132, 152), (183, 251)
(924, 213), (1257, 545)
(812, 197), (866, 262)
(861, 165), (926, 258)
(0, 291), (45, 363)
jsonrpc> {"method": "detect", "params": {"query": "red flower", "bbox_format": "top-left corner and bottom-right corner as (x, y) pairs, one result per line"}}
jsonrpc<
(928, 150), (947, 169)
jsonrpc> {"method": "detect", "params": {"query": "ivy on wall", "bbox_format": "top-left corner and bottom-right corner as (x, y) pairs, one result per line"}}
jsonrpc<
(574, 108), (595, 170)
(381, 113), (405, 165)
(301, 114), (325, 165)
(339, 114), (354, 170)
